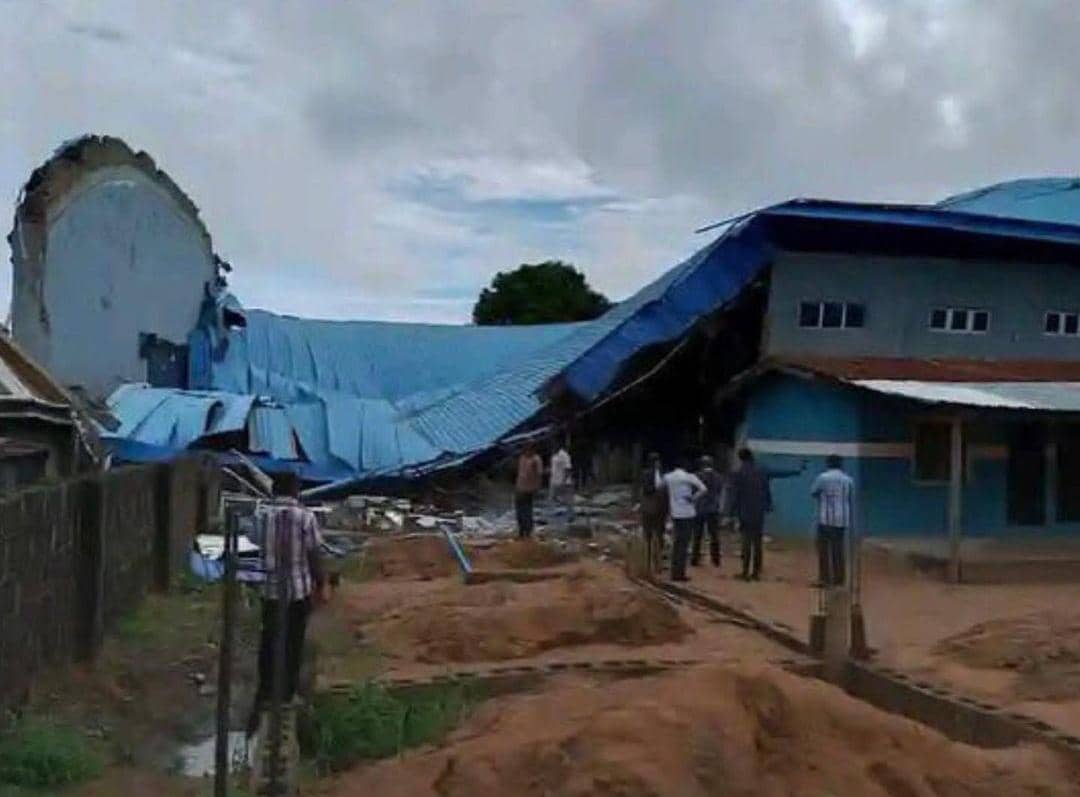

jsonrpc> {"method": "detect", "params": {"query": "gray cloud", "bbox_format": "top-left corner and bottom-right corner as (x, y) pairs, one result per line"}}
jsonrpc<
(4, 1), (1080, 322)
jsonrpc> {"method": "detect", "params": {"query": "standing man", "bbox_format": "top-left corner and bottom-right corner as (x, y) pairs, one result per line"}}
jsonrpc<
(691, 455), (723, 568)
(248, 471), (327, 735)
(515, 442), (544, 538)
(811, 454), (855, 586)
(663, 453), (707, 582)
(549, 441), (574, 527)
(728, 448), (772, 581)
(640, 452), (667, 573)
(727, 448), (805, 580)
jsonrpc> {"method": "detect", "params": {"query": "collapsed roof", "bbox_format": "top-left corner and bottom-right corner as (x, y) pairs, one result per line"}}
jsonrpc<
(100, 169), (1080, 484)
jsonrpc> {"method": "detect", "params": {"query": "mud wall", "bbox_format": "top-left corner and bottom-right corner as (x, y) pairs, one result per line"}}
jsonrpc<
(0, 458), (220, 710)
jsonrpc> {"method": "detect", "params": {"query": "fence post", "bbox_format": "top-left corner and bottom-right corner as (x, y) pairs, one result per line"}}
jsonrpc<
(74, 476), (105, 661)
(214, 504), (238, 797)
(153, 464), (173, 592)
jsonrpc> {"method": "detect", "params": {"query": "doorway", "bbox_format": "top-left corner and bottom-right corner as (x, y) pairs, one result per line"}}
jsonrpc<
(1007, 423), (1046, 526)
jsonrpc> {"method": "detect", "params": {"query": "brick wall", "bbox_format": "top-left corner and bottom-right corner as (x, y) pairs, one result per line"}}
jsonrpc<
(0, 457), (220, 709)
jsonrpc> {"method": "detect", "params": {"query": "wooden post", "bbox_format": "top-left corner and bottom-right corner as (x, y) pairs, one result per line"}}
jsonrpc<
(948, 417), (963, 583)
(214, 506), (237, 797)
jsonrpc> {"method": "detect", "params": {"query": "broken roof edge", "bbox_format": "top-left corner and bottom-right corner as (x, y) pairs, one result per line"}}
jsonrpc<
(11, 135), (215, 255)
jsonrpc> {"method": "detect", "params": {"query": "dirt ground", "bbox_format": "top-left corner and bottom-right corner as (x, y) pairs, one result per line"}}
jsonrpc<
(680, 533), (1080, 736)
(332, 536), (796, 683)
(321, 661), (1080, 797)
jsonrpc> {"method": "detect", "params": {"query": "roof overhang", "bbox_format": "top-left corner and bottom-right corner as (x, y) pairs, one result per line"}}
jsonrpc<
(720, 356), (1080, 414)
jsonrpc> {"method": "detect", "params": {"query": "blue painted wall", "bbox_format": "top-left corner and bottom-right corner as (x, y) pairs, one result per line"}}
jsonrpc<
(742, 374), (1080, 538)
(766, 250), (1080, 361)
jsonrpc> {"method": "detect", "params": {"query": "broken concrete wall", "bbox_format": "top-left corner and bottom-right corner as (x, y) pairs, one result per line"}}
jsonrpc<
(9, 136), (217, 399)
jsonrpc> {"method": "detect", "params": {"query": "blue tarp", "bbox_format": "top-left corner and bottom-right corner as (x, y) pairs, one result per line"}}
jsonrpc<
(105, 183), (1080, 484)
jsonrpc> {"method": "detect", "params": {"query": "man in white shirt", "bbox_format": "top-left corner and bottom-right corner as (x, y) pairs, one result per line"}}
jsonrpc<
(663, 454), (707, 582)
(549, 443), (574, 526)
(810, 454), (855, 586)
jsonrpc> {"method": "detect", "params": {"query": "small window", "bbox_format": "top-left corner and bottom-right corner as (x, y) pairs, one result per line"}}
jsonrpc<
(1046, 312), (1062, 334)
(822, 302), (844, 328)
(845, 303), (865, 328)
(930, 308), (948, 330)
(1067, 314), (1079, 336)
(971, 310), (989, 333)
(799, 302), (821, 328)
(950, 309), (969, 331)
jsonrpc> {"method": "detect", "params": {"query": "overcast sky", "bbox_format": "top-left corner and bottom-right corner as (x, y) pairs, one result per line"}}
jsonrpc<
(3, 1), (1080, 323)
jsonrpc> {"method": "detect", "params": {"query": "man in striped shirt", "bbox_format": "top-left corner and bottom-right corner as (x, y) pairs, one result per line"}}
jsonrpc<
(810, 454), (855, 587)
(248, 472), (327, 735)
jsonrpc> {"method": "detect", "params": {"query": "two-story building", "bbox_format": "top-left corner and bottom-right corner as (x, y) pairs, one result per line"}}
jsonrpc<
(548, 188), (1080, 559)
(720, 201), (1080, 548)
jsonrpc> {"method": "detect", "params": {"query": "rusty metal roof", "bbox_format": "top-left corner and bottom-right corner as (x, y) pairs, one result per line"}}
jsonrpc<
(0, 334), (69, 408)
(773, 356), (1080, 383)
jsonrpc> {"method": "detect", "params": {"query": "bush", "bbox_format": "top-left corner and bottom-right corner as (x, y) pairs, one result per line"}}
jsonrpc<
(0, 718), (103, 788)
(309, 681), (483, 772)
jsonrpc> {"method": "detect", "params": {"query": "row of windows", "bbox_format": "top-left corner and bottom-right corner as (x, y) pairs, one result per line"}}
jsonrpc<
(797, 301), (865, 329)
(1045, 311), (1080, 336)
(798, 304), (1080, 337)
(928, 307), (990, 334)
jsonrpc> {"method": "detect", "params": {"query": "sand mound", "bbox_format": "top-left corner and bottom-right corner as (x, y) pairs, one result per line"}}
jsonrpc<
(365, 536), (456, 580)
(935, 611), (1080, 701)
(489, 539), (577, 569)
(374, 569), (690, 663)
(326, 662), (1080, 797)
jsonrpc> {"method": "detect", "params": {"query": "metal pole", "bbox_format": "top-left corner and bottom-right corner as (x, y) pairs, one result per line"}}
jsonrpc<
(214, 506), (237, 797)
(267, 528), (289, 795)
(948, 417), (964, 583)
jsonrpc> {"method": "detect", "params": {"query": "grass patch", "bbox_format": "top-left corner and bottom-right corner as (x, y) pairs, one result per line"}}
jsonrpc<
(0, 718), (103, 789)
(307, 680), (485, 772)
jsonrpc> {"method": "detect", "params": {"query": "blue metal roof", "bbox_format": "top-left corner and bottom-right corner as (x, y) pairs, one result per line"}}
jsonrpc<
(938, 178), (1080, 226)
(105, 180), (1080, 485)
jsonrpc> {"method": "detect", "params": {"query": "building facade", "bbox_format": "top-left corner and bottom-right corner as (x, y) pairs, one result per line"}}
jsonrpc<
(734, 241), (1080, 540)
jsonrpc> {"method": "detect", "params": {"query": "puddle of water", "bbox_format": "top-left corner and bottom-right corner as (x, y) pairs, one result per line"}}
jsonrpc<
(176, 731), (251, 777)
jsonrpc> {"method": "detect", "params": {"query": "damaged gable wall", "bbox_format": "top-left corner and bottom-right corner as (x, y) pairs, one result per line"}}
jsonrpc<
(9, 136), (217, 399)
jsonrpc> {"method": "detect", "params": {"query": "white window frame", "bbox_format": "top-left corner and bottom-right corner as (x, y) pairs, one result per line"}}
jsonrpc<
(1044, 310), (1080, 337)
(797, 300), (866, 330)
(928, 307), (990, 334)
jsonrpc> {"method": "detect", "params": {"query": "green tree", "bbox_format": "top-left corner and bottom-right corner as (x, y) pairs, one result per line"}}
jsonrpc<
(472, 261), (611, 325)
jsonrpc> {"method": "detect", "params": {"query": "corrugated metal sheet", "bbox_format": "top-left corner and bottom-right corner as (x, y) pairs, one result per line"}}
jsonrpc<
(938, 178), (1080, 226)
(853, 380), (1080, 411)
(108, 386), (255, 449)
(248, 406), (298, 460)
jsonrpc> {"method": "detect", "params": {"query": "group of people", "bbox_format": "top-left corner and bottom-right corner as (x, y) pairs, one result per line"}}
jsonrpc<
(642, 448), (855, 586)
(514, 439), (855, 589)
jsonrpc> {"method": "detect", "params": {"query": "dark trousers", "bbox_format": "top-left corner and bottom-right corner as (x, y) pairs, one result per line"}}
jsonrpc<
(255, 597), (312, 707)
(671, 518), (695, 580)
(642, 508), (666, 573)
(817, 524), (846, 586)
(691, 512), (721, 566)
(740, 522), (763, 578)
(515, 491), (535, 538)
